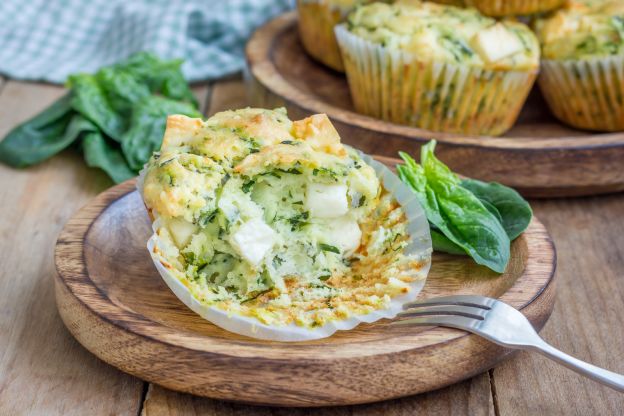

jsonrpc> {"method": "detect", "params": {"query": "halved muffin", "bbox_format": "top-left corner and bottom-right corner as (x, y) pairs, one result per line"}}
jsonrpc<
(335, 1), (540, 136)
(141, 108), (431, 340)
(536, 0), (624, 131)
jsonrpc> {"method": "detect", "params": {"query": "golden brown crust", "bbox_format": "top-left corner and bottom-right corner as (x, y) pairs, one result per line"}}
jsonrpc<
(161, 115), (204, 150)
(292, 113), (347, 156)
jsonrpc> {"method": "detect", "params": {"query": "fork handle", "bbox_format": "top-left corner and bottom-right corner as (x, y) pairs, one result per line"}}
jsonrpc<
(531, 340), (624, 392)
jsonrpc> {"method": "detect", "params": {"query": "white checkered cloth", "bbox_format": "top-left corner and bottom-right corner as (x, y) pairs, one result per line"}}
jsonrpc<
(0, 0), (292, 83)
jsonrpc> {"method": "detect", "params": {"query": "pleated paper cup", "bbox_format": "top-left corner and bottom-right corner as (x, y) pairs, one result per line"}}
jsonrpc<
(463, 0), (565, 17)
(143, 150), (432, 342)
(335, 25), (538, 136)
(539, 55), (624, 132)
(297, 0), (351, 72)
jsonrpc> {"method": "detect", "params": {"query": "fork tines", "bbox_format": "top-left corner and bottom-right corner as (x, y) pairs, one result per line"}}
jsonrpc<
(392, 295), (497, 328)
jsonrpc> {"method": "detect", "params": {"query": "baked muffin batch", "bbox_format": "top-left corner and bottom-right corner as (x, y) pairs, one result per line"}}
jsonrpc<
(296, 0), (624, 134)
(536, 0), (624, 131)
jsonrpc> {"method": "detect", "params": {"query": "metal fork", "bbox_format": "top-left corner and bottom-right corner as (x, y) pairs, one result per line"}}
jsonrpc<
(394, 295), (624, 392)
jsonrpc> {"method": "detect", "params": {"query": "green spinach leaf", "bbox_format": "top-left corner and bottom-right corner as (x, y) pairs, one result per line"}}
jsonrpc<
(1, 52), (199, 184)
(114, 52), (197, 106)
(95, 67), (151, 114)
(120, 96), (201, 171)
(399, 141), (510, 273)
(480, 199), (503, 224)
(430, 229), (466, 255)
(0, 94), (76, 167)
(68, 74), (127, 141)
(461, 179), (532, 240)
(83, 132), (135, 184)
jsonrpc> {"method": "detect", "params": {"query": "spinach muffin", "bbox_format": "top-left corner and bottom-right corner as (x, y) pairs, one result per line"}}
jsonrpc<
(141, 108), (431, 338)
(297, 0), (370, 72)
(432, 0), (566, 17)
(536, 0), (624, 131)
(334, 0), (540, 136)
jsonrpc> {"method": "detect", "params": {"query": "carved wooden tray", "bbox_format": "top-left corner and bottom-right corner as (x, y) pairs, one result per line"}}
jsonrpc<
(55, 158), (556, 406)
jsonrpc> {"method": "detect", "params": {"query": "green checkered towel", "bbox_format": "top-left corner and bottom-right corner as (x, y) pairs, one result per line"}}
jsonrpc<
(0, 0), (292, 83)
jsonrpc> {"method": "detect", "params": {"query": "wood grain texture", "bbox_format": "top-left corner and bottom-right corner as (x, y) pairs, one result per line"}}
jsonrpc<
(0, 81), (144, 416)
(492, 196), (624, 415)
(192, 83), (210, 116)
(54, 167), (555, 406)
(206, 78), (248, 116)
(141, 375), (495, 416)
(245, 12), (624, 198)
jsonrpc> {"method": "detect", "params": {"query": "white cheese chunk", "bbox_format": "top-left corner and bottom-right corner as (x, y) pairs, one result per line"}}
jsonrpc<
(167, 218), (199, 248)
(322, 216), (362, 256)
(305, 183), (349, 218)
(229, 218), (276, 266)
(472, 24), (524, 63)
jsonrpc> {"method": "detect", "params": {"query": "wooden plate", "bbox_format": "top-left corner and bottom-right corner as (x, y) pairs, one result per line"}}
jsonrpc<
(245, 11), (624, 198)
(55, 163), (556, 407)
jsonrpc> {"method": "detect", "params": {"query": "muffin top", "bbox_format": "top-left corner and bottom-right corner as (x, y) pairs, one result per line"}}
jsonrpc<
(344, 0), (540, 71)
(536, 0), (624, 60)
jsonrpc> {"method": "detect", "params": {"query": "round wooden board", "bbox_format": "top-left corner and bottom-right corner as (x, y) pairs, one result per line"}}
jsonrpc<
(245, 11), (624, 198)
(55, 160), (556, 407)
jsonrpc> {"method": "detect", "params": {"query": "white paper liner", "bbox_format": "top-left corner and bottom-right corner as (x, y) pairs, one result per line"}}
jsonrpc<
(144, 150), (432, 341)
(334, 24), (537, 136)
(539, 55), (624, 131)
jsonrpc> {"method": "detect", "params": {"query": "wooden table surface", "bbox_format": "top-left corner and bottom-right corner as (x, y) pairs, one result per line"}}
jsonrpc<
(0, 77), (622, 416)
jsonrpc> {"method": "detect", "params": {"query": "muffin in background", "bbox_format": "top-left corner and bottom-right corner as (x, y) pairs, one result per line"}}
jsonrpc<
(335, 1), (540, 136)
(536, 0), (624, 131)
(429, 0), (464, 6)
(431, 0), (566, 17)
(297, 0), (369, 72)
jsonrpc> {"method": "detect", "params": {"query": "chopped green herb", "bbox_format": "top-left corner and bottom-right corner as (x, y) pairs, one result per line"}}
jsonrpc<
(288, 211), (309, 231)
(358, 195), (366, 207)
(241, 289), (272, 304)
(272, 255), (284, 268)
(319, 243), (340, 254)
(242, 179), (255, 193)
(312, 167), (339, 180)
(278, 168), (302, 175)
(158, 157), (175, 167)
(197, 209), (217, 227)
(309, 283), (332, 290)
